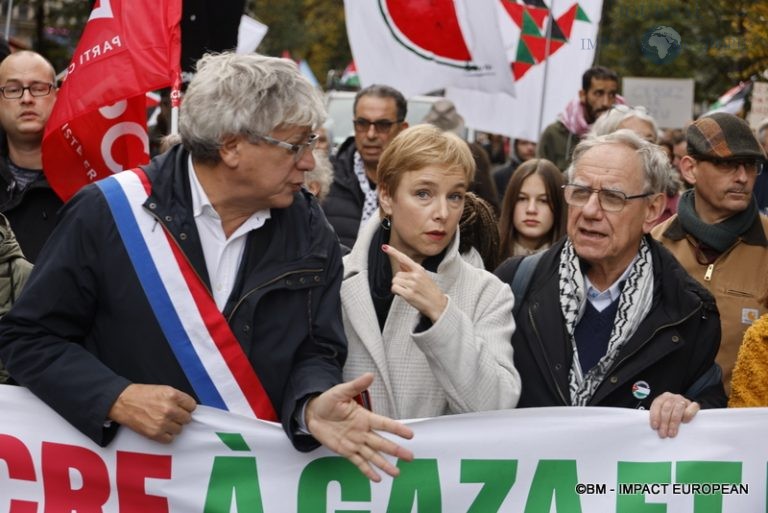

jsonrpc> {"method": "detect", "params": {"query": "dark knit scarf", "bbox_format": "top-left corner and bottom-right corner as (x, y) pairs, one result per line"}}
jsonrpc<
(368, 225), (446, 331)
(677, 189), (758, 253)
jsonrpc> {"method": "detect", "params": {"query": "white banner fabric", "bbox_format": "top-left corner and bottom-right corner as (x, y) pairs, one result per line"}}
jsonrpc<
(0, 384), (765, 512)
(343, 0), (515, 99)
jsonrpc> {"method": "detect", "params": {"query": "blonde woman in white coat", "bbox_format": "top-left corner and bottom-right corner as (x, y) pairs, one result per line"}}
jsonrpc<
(341, 124), (521, 419)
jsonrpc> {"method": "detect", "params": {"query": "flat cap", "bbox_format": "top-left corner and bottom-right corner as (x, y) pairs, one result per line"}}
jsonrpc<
(687, 112), (765, 160)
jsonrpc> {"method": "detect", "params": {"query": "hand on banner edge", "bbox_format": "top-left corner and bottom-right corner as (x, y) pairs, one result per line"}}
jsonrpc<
(108, 383), (197, 444)
(649, 391), (700, 439)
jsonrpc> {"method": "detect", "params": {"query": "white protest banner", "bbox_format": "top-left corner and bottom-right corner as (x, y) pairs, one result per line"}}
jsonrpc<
(0, 384), (765, 512)
(449, 0), (603, 141)
(622, 77), (695, 129)
(343, 0), (515, 99)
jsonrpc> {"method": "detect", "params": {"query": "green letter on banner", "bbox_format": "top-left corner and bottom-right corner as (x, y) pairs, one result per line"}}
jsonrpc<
(616, 461), (671, 513)
(525, 460), (582, 513)
(676, 461), (741, 513)
(460, 459), (518, 512)
(204, 456), (264, 513)
(297, 457), (371, 513)
(386, 459), (441, 513)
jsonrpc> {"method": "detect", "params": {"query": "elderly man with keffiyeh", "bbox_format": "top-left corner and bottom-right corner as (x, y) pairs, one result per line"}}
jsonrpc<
(496, 129), (727, 439)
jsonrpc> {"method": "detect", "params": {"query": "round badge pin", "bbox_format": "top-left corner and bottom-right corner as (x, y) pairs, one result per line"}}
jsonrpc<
(632, 380), (651, 400)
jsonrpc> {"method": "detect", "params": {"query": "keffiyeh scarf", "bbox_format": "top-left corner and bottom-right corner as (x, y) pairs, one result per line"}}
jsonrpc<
(354, 152), (379, 225)
(558, 238), (655, 405)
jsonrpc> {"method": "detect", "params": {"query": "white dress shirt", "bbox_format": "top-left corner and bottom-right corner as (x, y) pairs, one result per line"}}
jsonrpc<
(188, 157), (270, 310)
(583, 254), (638, 312)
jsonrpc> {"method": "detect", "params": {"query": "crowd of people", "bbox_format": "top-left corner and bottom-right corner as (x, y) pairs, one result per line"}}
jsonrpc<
(0, 48), (765, 482)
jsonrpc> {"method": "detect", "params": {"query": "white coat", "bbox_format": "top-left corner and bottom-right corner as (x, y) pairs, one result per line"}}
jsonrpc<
(341, 215), (521, 419)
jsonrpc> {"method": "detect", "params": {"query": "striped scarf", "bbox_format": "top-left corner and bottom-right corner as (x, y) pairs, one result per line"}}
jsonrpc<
(354, 152), (379, 226)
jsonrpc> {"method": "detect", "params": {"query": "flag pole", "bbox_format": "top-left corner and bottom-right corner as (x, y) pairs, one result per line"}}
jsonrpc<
(170, 105), (179, 135)
(536, 0), (556, 138)
(170, 74), (181, 135)
(4, 0), (13, 40)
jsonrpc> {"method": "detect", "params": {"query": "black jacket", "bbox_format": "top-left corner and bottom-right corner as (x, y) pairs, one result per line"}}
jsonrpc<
(0, 145), (347, 449)
(323, 136), (365, 250)
(0, 139), (63, 262)
(495, 236), (727, 409)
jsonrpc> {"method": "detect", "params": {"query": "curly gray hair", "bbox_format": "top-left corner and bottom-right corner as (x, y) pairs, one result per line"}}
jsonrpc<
(180, 52), (326, 163)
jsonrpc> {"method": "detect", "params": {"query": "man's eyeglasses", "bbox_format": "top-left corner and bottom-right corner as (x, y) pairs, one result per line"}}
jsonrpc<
(0, 82), (55, 99)
(695, 157), (764, 176)
(562, 184), (654, 212)
(353, 117), (402, 134)
(251, 133), (319, 162)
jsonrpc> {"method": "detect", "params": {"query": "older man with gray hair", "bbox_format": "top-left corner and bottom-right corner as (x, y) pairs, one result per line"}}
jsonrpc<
(496, 130), (726, 438)
(0, 52), (412, 482)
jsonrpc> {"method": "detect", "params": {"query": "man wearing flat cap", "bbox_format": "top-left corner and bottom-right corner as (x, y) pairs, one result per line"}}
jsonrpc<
(653, 112), (768, 392)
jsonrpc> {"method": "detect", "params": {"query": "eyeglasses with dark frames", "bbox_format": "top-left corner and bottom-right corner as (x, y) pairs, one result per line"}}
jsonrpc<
(562, 184), (654, 212)
(695, 157), (763, 176)
(352, 117), (403, 134)
(251, 133), (319, 162)
(0, 82), (55, 99)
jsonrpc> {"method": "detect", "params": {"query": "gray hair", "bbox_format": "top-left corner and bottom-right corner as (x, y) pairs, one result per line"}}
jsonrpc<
(353, 84), (407, 122)
(304, 149), (334, 201)
(567, 129), (670, 194)
(758, 118), (768, 140)
(590, 105), (659, 143)
(180, 52), (326, 163)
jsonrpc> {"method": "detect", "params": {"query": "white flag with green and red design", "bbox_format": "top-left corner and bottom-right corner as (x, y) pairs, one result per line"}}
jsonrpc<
(449, 0), (603, 141)
(344, 0), (515, 98)
(502, 1), (593, 81)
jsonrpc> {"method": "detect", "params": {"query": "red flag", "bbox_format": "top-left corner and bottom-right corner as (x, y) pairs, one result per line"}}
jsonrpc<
(42, 0), (182, 201)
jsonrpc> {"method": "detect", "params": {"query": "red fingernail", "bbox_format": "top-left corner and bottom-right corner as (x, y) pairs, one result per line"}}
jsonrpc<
(382, 244), (389, 251)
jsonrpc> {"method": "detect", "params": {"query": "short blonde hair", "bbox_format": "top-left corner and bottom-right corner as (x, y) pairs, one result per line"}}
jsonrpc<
(377, 124), (475, 197)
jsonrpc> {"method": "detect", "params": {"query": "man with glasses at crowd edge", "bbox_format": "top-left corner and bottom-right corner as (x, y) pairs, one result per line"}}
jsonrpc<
(653, 112), (768, 395)
(322, 84), (408, 251)
(0, 50), (63, 262)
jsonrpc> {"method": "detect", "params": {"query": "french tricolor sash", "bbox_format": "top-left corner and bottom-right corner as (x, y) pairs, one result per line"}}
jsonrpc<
(96, 169), (277, 421)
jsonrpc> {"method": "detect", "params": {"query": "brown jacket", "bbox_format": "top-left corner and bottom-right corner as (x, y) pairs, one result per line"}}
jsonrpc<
(652, 214), (768, 392)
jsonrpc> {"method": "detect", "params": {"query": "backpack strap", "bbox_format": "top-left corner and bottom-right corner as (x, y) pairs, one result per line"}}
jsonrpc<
(511, 251), (545, 317)
(684, 363), (723, 400)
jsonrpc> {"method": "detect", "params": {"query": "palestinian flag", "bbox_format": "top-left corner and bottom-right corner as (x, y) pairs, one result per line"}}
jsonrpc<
(341, 61), (359, 88)
(705, 81), (752, 116)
